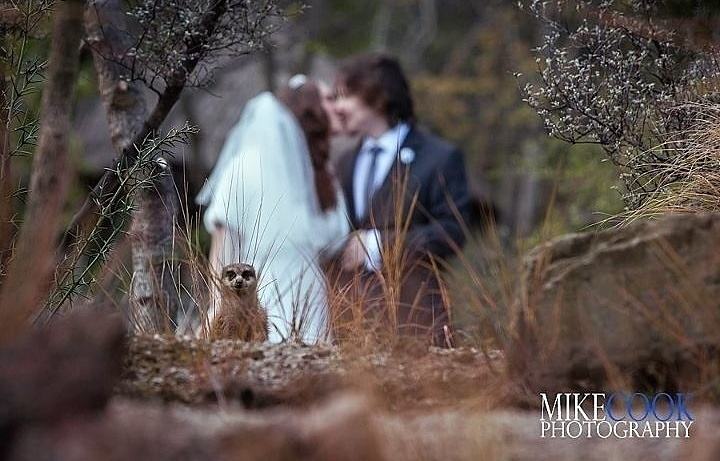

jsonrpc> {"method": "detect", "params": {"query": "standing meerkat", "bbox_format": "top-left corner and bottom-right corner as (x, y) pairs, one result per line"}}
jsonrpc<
(210, 263), (268, 342)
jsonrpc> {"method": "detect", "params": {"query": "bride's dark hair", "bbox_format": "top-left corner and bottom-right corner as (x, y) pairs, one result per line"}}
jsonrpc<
(277, 81), (337, 212)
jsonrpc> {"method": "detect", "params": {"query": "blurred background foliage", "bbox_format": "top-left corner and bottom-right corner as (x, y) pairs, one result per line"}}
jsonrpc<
(284, 0), (628, 339)
(5, 0), (627, 247)
(1, 0), (627, 337)
(293, 0), (625, 240)
(14, 0), (720, 337)
(11, 0), (720, 244)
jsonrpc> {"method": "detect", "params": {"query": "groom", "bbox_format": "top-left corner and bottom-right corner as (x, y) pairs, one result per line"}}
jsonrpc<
(331, 53), (471, 346)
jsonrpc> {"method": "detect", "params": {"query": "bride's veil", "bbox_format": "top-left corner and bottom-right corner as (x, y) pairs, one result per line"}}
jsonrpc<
(196, 91), (321, 268)
(197, 91), (318, 211)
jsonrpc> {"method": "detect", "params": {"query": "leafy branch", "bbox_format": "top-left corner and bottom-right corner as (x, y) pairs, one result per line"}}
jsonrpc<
(43, 122), (198, 320)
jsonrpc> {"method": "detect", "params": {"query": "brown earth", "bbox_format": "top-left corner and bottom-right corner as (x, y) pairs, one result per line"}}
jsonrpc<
(118, 334), (507, 410)
(3, 316), (716, 461)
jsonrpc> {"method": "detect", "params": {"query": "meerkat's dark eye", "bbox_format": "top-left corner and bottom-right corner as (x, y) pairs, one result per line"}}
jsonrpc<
(225, 270), (236, 279)
(241, 269), (254, 279)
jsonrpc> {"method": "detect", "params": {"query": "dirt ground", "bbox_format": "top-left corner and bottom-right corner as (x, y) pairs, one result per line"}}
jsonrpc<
(3, 320), (716, 460)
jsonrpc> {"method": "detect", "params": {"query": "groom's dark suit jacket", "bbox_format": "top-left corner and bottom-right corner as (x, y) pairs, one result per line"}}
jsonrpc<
(332, 125), (471, 345)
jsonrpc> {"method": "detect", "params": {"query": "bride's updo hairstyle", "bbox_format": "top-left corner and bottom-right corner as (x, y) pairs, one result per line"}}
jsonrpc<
(277, 77), (337, 212)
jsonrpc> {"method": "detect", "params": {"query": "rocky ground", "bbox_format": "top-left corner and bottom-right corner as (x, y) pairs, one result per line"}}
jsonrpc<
(3, 315), (717, 460)
(119, 334), (507, 410)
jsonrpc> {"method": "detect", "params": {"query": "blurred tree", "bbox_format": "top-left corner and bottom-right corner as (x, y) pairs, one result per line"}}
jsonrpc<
(0, 0), (84, 342)
(0, 0), (52, 277)
(297, 0), (624, 236)
(60, 0), (282, 331)
(0, 0), (283, 333)
(522, 0), (720, 213)
(83, 0), (181, 332)
(0, 65), (10, 276)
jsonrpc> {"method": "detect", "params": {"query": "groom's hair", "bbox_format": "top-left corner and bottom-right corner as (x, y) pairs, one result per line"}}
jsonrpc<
(336, 53), (415, 126)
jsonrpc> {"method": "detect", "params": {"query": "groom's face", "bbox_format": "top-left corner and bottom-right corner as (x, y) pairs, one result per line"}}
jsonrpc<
(334, 92), (387, 138)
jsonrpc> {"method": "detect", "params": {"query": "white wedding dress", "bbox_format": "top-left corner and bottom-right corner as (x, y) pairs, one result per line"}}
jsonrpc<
(196, 92), (349, 343)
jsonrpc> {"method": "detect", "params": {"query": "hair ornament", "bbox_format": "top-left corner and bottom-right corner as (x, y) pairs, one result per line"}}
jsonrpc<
(288, 74), (307, 90)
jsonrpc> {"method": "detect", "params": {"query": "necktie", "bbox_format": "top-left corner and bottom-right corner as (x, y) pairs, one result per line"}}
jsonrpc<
(363, 145), (383, 220)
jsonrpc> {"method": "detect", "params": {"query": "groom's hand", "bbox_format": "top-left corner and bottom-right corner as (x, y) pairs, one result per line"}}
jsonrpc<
(341, 232), (366, 271)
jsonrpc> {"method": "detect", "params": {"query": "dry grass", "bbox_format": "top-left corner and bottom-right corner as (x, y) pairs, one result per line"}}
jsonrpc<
(513, 211), (720, 404)
(609, 103), (720, 225)
(6, 114), (720, 416)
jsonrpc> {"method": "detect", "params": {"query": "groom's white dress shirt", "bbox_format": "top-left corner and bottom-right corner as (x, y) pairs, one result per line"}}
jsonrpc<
(352, 122), (411, 271)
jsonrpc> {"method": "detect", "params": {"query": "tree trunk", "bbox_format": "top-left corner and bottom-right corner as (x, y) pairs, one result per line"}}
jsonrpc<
(63, 0), (228, 253)
(0, 0), (85, 342)
(370, 2), (392, 51)
(402, 0), (437, 72)
(85, 0), (179, 333)
(129, 163), (178, 333)
(514, 141), (542, 236)
(84, 0), (147, 151)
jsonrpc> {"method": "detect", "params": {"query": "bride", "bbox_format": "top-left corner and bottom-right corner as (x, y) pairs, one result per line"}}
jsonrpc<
(196, 76), (349, 343)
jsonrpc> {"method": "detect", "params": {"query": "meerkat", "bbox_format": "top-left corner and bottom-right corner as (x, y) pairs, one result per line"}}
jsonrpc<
(210, 263), (268, 342)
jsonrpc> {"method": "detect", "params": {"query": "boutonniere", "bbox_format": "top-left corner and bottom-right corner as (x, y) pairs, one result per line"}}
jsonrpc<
(399, 147), (415, 165)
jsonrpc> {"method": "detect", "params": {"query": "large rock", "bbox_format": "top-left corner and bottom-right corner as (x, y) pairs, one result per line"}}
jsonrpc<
(0, 313), (126, 456)
(510, 212), (720, 392)
(8, 394), (386, 461)
(10, 396), (710, 461)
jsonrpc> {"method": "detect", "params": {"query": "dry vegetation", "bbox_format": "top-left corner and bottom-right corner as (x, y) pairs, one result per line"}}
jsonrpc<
(4, 0), (720, 459)
(5, 117), (720, 458)
(612, 105), (720, 223)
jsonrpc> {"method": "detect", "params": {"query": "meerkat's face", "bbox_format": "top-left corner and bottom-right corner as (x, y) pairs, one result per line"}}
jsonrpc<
(220, 263), (257, 295)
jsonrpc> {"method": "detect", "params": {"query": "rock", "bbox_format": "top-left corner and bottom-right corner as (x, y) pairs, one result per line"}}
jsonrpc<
(216, 393), (386, 461)
(2, 312), (712, 460)
(205, 372), (347, 409)
(8, 401), (218, 461)
(684, 407), (720, 461)
(9, 394), (385, 461)
(0, 313), (126, 456)
(11, 395), (713, 461)
(510, 212), (720, 392)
